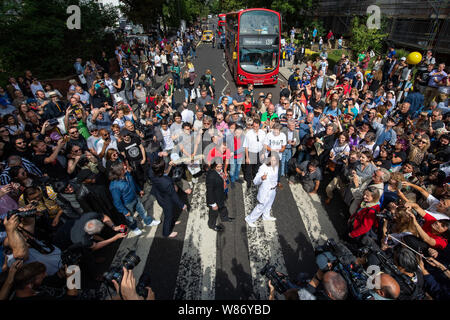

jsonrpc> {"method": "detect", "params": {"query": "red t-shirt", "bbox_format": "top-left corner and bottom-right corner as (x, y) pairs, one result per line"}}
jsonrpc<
(207, 147), (231, 164)
(422, 213), (448, 250)
(243, 102), (252, 115)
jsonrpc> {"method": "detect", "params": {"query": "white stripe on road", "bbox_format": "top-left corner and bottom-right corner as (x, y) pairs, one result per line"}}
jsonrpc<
(174, 182), (217, 300)
(101, 192), (162, 299)
(221, 51), (230, 96)
(242, 182), (288, 300)
(288, 183), (339, 247)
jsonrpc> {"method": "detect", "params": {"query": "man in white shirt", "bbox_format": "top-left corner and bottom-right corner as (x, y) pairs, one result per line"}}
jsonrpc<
(96, 129), (119, 165)
(402, 181), (450, 220)
(243, 119), (266, 188)
(180, 102), (194, 124)
(264, 123), (286, 188)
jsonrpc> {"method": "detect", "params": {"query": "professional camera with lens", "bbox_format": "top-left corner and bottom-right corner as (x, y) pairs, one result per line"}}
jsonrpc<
(376, 209), (394, 221)
(104, 250), (141, 284)
(61, 247), (83, 266)
(315, 239), (373, 300)
(260, 263), (294, 295)
(7, 208), (37, 220)
(48, 118), (59, 126)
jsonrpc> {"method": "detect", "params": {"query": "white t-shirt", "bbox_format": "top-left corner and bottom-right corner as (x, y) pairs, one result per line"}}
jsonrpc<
(154, 54), (161, 67)
(181, 109), (194, 124)
(87, 135), (101, 152)
(243, 129), (266, 154)
(96, 137), (118, 165)
(161, 127), (174, 150)
(426, 194), (449, 220)
(264, 131), (287, 159)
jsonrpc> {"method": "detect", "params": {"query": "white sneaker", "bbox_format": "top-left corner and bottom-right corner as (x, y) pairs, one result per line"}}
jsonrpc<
(132, 228), (143, 236)
(245, 217), (257, 228)
(263, 216), (277, 221)
(148, 220), (161, 227)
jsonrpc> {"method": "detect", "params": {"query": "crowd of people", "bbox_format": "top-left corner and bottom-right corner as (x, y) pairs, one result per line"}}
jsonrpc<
(0, 19), (449, 300)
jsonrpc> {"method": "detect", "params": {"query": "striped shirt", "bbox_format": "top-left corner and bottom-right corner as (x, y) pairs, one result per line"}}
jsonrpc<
(0, 157), (43, 185)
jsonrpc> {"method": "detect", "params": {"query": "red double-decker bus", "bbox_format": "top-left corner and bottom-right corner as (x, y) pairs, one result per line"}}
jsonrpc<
(218, 13), (226, 28)
(225, 8), (281, 86)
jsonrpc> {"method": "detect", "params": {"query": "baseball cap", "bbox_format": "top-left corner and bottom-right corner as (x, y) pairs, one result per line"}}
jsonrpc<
(315, 252), (337, 271)
(400, 57), (406, 61)
(115, 96), (123, 103)
(120, 128), (131, 137)
(88, 124), (98, 131)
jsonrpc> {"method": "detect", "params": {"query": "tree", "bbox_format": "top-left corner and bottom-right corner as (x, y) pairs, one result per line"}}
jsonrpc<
(120, 0), (165, 32)
(349, 15), (388, 54)
(0, 0), (118, 82)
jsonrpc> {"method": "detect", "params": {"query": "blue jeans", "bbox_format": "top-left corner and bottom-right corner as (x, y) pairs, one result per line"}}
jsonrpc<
(229, 158), (242, 182)
(297, 150), (310, 165)
(173, 73), (181, 89)
(184, 88), (190, 102)
(281, 148), (293, 176)
(281, 58), (285, 67)
(124, 197), (153, 230)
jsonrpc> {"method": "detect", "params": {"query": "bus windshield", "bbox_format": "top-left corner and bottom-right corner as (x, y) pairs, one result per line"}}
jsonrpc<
(239, 46), (278, 74)
(239, 11), (279, 35)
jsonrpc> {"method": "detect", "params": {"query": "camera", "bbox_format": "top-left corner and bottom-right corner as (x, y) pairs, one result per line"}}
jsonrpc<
(315, 239), (373, 300)
(48, 118), (59, 126)
(7, 208), (37, 220)
(376, 209), (394, 221)
(103, 250), (141, 285)
(61, 246), (83, 266)
(260, 263), (293, 294)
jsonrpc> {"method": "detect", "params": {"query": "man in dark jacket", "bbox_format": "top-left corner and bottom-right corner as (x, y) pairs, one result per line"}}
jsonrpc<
(205, 159), (234, 232)
(150, 158), (186, 238)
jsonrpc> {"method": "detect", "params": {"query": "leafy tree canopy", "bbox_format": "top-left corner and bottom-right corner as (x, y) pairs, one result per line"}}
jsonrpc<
(0, 0), (118, 81)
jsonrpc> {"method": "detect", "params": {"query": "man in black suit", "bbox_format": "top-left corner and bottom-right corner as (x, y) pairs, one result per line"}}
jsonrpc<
(206, 158), (234, 232)
(150, 158), (187, 238)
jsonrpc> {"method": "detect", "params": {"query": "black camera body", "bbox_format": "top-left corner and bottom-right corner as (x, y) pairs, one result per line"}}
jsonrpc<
(104, 250), (141, 284)
(315, 239), (373, 300)
(7, 208), (37, 220)
(61, 246), (83, 266)
(260, 263), (292, 295)
(376, 209), (394, 221)
(48, 118), (59, 126)
(104, 250), (150, 298)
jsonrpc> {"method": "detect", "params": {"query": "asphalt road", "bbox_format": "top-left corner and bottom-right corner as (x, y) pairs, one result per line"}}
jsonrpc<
(96, 36), (351, 301)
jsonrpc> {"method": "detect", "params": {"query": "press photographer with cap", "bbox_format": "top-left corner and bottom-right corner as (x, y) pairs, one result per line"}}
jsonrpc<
(267, 267), (348, 300)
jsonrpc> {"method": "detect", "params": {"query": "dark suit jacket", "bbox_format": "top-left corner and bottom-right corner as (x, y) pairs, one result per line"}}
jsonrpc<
(150, 175), (184, 212)
(206, 169), (226, 208)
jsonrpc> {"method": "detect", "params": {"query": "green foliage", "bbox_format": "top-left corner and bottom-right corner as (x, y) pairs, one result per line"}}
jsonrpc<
(120, 0), (165, 31)
(349, 15), (387, 55)
(0, 0), (118, 82)
(395, 48), (410, 60)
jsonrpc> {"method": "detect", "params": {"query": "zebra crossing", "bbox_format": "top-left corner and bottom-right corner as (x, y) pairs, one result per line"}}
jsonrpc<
(103, 178), (341, 300)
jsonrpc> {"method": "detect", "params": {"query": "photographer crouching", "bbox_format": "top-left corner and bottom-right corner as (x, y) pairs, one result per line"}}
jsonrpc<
(262, 262), (348, 300)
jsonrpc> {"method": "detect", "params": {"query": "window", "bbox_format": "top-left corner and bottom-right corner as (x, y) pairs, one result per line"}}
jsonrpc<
(239, 10), (279, 35)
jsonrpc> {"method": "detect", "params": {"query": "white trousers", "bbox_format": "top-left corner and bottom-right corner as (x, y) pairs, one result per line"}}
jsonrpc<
(247, 189), (276, 223)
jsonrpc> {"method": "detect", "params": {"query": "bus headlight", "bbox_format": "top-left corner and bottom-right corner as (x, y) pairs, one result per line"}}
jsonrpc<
(238, 74), (245, 81)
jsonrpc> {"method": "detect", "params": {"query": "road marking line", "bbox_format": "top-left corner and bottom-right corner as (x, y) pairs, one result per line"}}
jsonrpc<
(221, 51), (230, 96)
(174, 182), (217, 300)
(242, 182), (288, 300)
(288, 183), (339, 247)
(100, 193), (162, 299)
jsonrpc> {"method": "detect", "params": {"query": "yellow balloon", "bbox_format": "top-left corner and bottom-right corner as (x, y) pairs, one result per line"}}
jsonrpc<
(406, 52), (422, 65)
